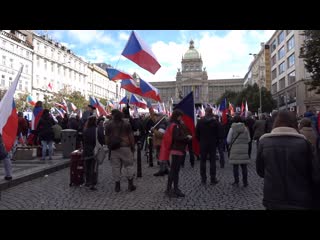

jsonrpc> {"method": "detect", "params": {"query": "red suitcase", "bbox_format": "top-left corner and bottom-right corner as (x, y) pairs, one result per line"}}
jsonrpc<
(69, 149), (84, 186)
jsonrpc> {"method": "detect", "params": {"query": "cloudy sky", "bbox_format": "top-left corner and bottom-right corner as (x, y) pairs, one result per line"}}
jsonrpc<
(37, 30), (275, 82)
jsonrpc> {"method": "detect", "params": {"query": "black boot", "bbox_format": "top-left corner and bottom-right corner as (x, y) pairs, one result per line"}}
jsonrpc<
(154, 170), (166, 176)
(115, 181), (120, 192)
(174, 188), (185, 197)
(128, 178), (136, 192)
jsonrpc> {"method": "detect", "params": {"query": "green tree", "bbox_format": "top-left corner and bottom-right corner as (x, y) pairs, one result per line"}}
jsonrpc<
(299, 30), (320, 94)
(216, 90), (238, 106)
(68, 91), (88, 111)
(217, 83), (276, 113)
(15, 92), (30, 111)
(43, 94), (54, 109)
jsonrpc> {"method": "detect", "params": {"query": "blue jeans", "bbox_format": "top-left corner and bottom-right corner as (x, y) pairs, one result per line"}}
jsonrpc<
(41, 140), (53, 160)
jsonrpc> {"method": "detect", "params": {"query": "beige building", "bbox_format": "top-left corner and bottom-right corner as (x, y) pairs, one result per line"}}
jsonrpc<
(244, 42), (271, 91)
(88, 63), (125, 102)
(267, 30), (318, 115)
(152, 40), (244, 105)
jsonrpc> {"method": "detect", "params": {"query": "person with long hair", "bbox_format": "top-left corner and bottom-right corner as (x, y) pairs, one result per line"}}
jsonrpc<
(105, 109), (136, 193)
(37, 109), (55, 160)
(165, 109), (191, 198)
(256, 110), (320, 209)
(83, 115), (105, 191)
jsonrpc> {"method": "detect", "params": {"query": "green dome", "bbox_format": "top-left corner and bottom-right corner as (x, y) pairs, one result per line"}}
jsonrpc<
(184, 40), (200, 59)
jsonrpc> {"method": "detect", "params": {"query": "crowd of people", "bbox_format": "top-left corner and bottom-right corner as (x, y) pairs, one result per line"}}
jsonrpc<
(1, 101), (320, 210)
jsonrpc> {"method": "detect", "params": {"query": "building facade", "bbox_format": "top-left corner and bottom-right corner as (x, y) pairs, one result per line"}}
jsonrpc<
(31, 32), (89, 101)
(0, 30), (125, 109)
(87, 63), (125, 102)
(268, 30), (313, 115)
(152, 40), (244, 105)
(0, 30), (33, 97)
(94, 63), (126, 101)
(244, 42), (271, 91)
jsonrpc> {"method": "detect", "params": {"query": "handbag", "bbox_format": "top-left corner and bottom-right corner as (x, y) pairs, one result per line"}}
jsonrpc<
(227, 132), (241, 158)
(94, 128), (108, 165)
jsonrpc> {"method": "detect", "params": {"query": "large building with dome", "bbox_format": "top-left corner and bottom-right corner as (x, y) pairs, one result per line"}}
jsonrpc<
(152, 40), (244, 105)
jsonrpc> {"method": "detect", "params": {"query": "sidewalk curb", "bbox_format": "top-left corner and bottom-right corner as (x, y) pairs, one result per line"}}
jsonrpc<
(0, 160), (70, 191)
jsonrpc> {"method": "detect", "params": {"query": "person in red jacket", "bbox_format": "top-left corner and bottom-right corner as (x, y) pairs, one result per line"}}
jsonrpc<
(17, 112), (29, 144)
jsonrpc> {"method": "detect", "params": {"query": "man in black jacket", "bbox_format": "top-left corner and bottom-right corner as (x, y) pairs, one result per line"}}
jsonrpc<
(196, 107), (222, 185)
(256, 110), (320, 209)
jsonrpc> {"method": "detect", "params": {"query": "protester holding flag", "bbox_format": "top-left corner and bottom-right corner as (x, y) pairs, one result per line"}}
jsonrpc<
(161, 109), (191, 198)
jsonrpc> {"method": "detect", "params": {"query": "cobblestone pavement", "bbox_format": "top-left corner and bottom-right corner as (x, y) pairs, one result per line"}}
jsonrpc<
(0, 146), (264, 210)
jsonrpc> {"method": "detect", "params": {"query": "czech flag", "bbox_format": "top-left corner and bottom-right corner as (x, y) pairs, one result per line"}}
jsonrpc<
(27, 95), (36, 106)
(146, 100), (155, 114)
(219, 98), (228, 125)
(140, 78), (161, 102)
(32, 104), (44, 130)
(121, 79), (142, 96)
(89, 96), (98, 108)
(122, 31), (161, 75)
(106, 67), (132, 81)
(0, 66), (22, 151)
(119, 96), (128, 105)
(129, 94), (147, 109)
(70, 102), (77, 112)
(174, 91), (200, 155)
(95, 98), (108, 116)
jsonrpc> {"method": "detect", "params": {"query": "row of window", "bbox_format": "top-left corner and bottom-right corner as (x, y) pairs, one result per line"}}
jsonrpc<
(271, 30), (294, 53)
(271, 70), (296, 93)
(1, 55), (30, 74)
(183, 64), (201, 71)
(35, 40), (85, 73)
(1, 39), (31, 59)
(271, 53), (295, 80)
(1, 74), (29, 90)
(271, 36), (295, 66)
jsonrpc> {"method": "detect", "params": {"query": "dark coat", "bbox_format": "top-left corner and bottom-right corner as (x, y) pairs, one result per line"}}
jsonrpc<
(37, 116), (55, 141)
(245, 117), (255, 140)
(171, 121), (189, 153)
(256, 127), (320, 209)
(196, 115), (222, 147)
(83, 126), (105, 158)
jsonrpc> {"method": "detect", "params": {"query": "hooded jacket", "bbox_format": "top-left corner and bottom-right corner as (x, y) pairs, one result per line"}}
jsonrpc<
(256, 127), (320, 209)
(227, 122), (250, 164)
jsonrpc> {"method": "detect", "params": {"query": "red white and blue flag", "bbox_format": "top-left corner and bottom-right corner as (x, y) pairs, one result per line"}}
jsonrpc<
(32, 104), (44, 130)
(139, 78), (161, 102)
(95, 98), (108, 116)
(219, 98), (228, 125)
(27, 95), (36, 106)
(0, 66), (23, 151)
(129, 94), (147, 109)
(122, 31), (161, 75)
(174, 91), (200, 155)
(121, 79), (142, 96)
(119, 96), (128, 105)
(106, 67), (133, 81)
